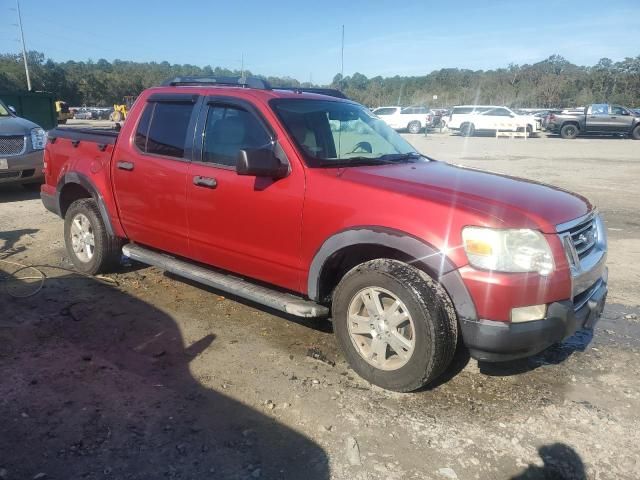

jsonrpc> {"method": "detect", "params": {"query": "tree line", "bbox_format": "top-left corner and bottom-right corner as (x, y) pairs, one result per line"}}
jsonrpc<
(1, 51), (639, 108)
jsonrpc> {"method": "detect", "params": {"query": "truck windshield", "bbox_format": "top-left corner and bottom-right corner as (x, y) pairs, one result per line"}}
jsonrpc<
(271, 99), (422, 167)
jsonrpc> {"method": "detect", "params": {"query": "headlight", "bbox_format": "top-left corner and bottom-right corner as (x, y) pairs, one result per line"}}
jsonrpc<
(31, 128), (46, 150)
(462, 227), (554, 275)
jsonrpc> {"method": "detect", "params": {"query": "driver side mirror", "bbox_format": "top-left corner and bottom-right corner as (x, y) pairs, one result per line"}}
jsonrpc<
(236, 148), (288, 179)
(8, 105), (16, 114)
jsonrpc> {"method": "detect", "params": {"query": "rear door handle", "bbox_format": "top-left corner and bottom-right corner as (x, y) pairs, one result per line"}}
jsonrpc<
(193, 175), (217, 188)
(117, 161), (134, 171)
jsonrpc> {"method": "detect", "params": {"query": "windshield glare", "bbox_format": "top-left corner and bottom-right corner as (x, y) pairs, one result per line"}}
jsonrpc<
(272, 99), (420, 167)
(0, 102), (10, 117)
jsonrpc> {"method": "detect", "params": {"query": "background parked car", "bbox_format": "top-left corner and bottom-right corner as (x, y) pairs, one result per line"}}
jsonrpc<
(372, 105), (432, 133)
(448, 105), (539, 136)
(73, 107), (93, 120)
(0, 97), (46, 189)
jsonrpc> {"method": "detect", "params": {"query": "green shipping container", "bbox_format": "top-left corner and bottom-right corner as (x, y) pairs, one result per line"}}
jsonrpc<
(0, 91), (57, 130)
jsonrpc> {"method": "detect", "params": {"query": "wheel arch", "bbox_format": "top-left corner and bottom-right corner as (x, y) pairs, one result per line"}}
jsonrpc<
(56, 172), (115, 236)
(308, 227), (477, 321)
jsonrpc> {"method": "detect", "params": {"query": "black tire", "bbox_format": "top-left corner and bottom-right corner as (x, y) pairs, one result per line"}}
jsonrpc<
(460, 123), (475, 137)
(631, 125), (640, 140)
(407, 121), (422, 134)
(560, 123), (579, 139)
(332, 259), (458, 392)
(64, 198), (123, 275)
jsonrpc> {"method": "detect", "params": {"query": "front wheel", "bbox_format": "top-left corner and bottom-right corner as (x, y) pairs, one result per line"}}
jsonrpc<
(407, 121), (422, 134)
(64, 199), (123, 275)
(631, 125), (640, 140)
(332, 259), (458, 392)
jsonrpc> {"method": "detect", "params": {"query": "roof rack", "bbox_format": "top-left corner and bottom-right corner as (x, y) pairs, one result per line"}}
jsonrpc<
(276, 87), (348, 99)
(161, 76), (272, 90)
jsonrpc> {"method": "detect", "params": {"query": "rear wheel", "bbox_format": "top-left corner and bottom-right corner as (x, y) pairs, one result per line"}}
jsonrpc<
(64, 199), (123, 275)
(110, 110), (123, 122)
(560, 123), (579, 139)
(332, 259), (458, 392)
(407, 121), (422, 134)
(631, 125), (640, 140)
(460, 123), (475, 137)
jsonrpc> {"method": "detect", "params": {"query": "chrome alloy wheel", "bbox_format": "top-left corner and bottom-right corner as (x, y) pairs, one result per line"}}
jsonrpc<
(69, 213), (95, 262)
(347, 287), (415, 371)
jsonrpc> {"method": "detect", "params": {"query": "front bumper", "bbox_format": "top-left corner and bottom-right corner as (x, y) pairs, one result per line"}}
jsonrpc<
(0, 149), (44, 185)
(460, 274), (607, 362)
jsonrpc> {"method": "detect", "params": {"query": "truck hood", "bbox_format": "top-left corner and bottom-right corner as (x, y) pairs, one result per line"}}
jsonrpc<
(0, 115), (40, 135)
(336, 161), (591, 233)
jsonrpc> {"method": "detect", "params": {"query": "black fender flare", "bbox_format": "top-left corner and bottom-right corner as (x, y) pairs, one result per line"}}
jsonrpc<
(307, 226), (477, 321)
(56, 172), (115, 236)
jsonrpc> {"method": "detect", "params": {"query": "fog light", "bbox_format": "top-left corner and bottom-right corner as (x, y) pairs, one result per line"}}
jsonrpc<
(511, 304), (547, 323)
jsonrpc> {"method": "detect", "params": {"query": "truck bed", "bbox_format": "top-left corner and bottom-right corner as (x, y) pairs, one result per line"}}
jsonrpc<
(48, 127), (119, 146)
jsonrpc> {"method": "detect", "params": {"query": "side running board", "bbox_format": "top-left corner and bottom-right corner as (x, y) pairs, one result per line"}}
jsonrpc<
(122, 244), (329, 318)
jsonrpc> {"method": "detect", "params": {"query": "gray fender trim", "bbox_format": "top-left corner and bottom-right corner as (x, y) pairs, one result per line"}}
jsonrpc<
(307, 226), (478, 321)
(56, 172), (115, 236)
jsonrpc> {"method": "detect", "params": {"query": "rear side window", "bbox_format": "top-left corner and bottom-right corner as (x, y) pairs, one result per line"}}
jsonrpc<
(452, 107), (473, 115)
(374, 107), (397, 116)
(136, 102), (194, 158)
(134, 103), (153, 151)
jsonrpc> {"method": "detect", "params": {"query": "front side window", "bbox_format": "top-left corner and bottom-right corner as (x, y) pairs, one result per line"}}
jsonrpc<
(136, 102), (194, 158)
(272, 99), (422, 168)
(611, 105), (628, 115)
(202, 105), (272, 167)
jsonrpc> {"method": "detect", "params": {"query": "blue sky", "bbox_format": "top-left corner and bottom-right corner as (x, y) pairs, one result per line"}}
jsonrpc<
(2, 0), (639, 84)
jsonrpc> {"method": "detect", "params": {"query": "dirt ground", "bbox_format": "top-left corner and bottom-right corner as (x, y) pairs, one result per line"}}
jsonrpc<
(1, 130), (639, 480)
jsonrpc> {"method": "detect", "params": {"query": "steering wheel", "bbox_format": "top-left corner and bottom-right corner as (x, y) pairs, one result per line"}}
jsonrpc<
(348, 141), (373, 154)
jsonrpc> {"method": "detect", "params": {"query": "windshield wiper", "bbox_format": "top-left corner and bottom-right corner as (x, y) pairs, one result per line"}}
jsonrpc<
(320, 156), (397, 167)
(377, 152), (423, 162)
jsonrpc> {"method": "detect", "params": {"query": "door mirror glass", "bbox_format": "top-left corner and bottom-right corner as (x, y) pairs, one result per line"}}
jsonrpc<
(236, 148), (288, 179)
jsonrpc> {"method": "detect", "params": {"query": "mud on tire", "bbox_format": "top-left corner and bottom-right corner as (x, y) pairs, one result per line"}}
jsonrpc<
(332, 259), (458, 392)
(64, 198), (123, 275)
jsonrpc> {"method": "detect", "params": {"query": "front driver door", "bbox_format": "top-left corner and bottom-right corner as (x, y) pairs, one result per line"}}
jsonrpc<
(186, 98), (305, 292)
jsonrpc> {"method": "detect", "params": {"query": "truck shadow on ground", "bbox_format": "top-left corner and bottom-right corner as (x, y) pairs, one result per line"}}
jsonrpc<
(478, 329), (594, 377)
(0, 269), (329, 479)
(0, 184), (42, 203)
(510, 443), (586, 480)
(0, 228), (39, 259)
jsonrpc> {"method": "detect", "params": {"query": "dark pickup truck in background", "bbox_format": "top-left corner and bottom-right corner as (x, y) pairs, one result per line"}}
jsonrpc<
(547, 103), (640, 139)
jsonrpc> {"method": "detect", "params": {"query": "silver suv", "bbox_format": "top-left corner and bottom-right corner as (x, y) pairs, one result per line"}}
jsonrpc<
(0, 99), (46, 188)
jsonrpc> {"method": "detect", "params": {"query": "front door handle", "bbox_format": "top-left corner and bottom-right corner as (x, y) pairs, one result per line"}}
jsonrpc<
(193, 175), (217, 189)
(117, 161), (134, 171)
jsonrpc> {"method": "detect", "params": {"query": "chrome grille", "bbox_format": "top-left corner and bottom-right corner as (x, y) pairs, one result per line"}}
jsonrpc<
(568, 218), (598, 260)
(0, 135), (26, 156)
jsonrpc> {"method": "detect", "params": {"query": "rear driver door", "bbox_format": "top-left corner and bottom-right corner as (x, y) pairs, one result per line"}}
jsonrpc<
(112, 94), (199, 257)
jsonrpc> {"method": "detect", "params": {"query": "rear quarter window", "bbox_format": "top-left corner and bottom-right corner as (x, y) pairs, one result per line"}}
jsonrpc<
(137, 102), (194, 158)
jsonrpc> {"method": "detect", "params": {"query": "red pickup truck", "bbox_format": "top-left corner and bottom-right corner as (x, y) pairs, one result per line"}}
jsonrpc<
(41, 77), (608, 392)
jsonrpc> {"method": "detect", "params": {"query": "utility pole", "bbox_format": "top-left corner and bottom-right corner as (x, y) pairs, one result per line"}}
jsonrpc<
(240, 53), (244, 79)
(340, 25), (345, 78)
(16, 0), (31, 91)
